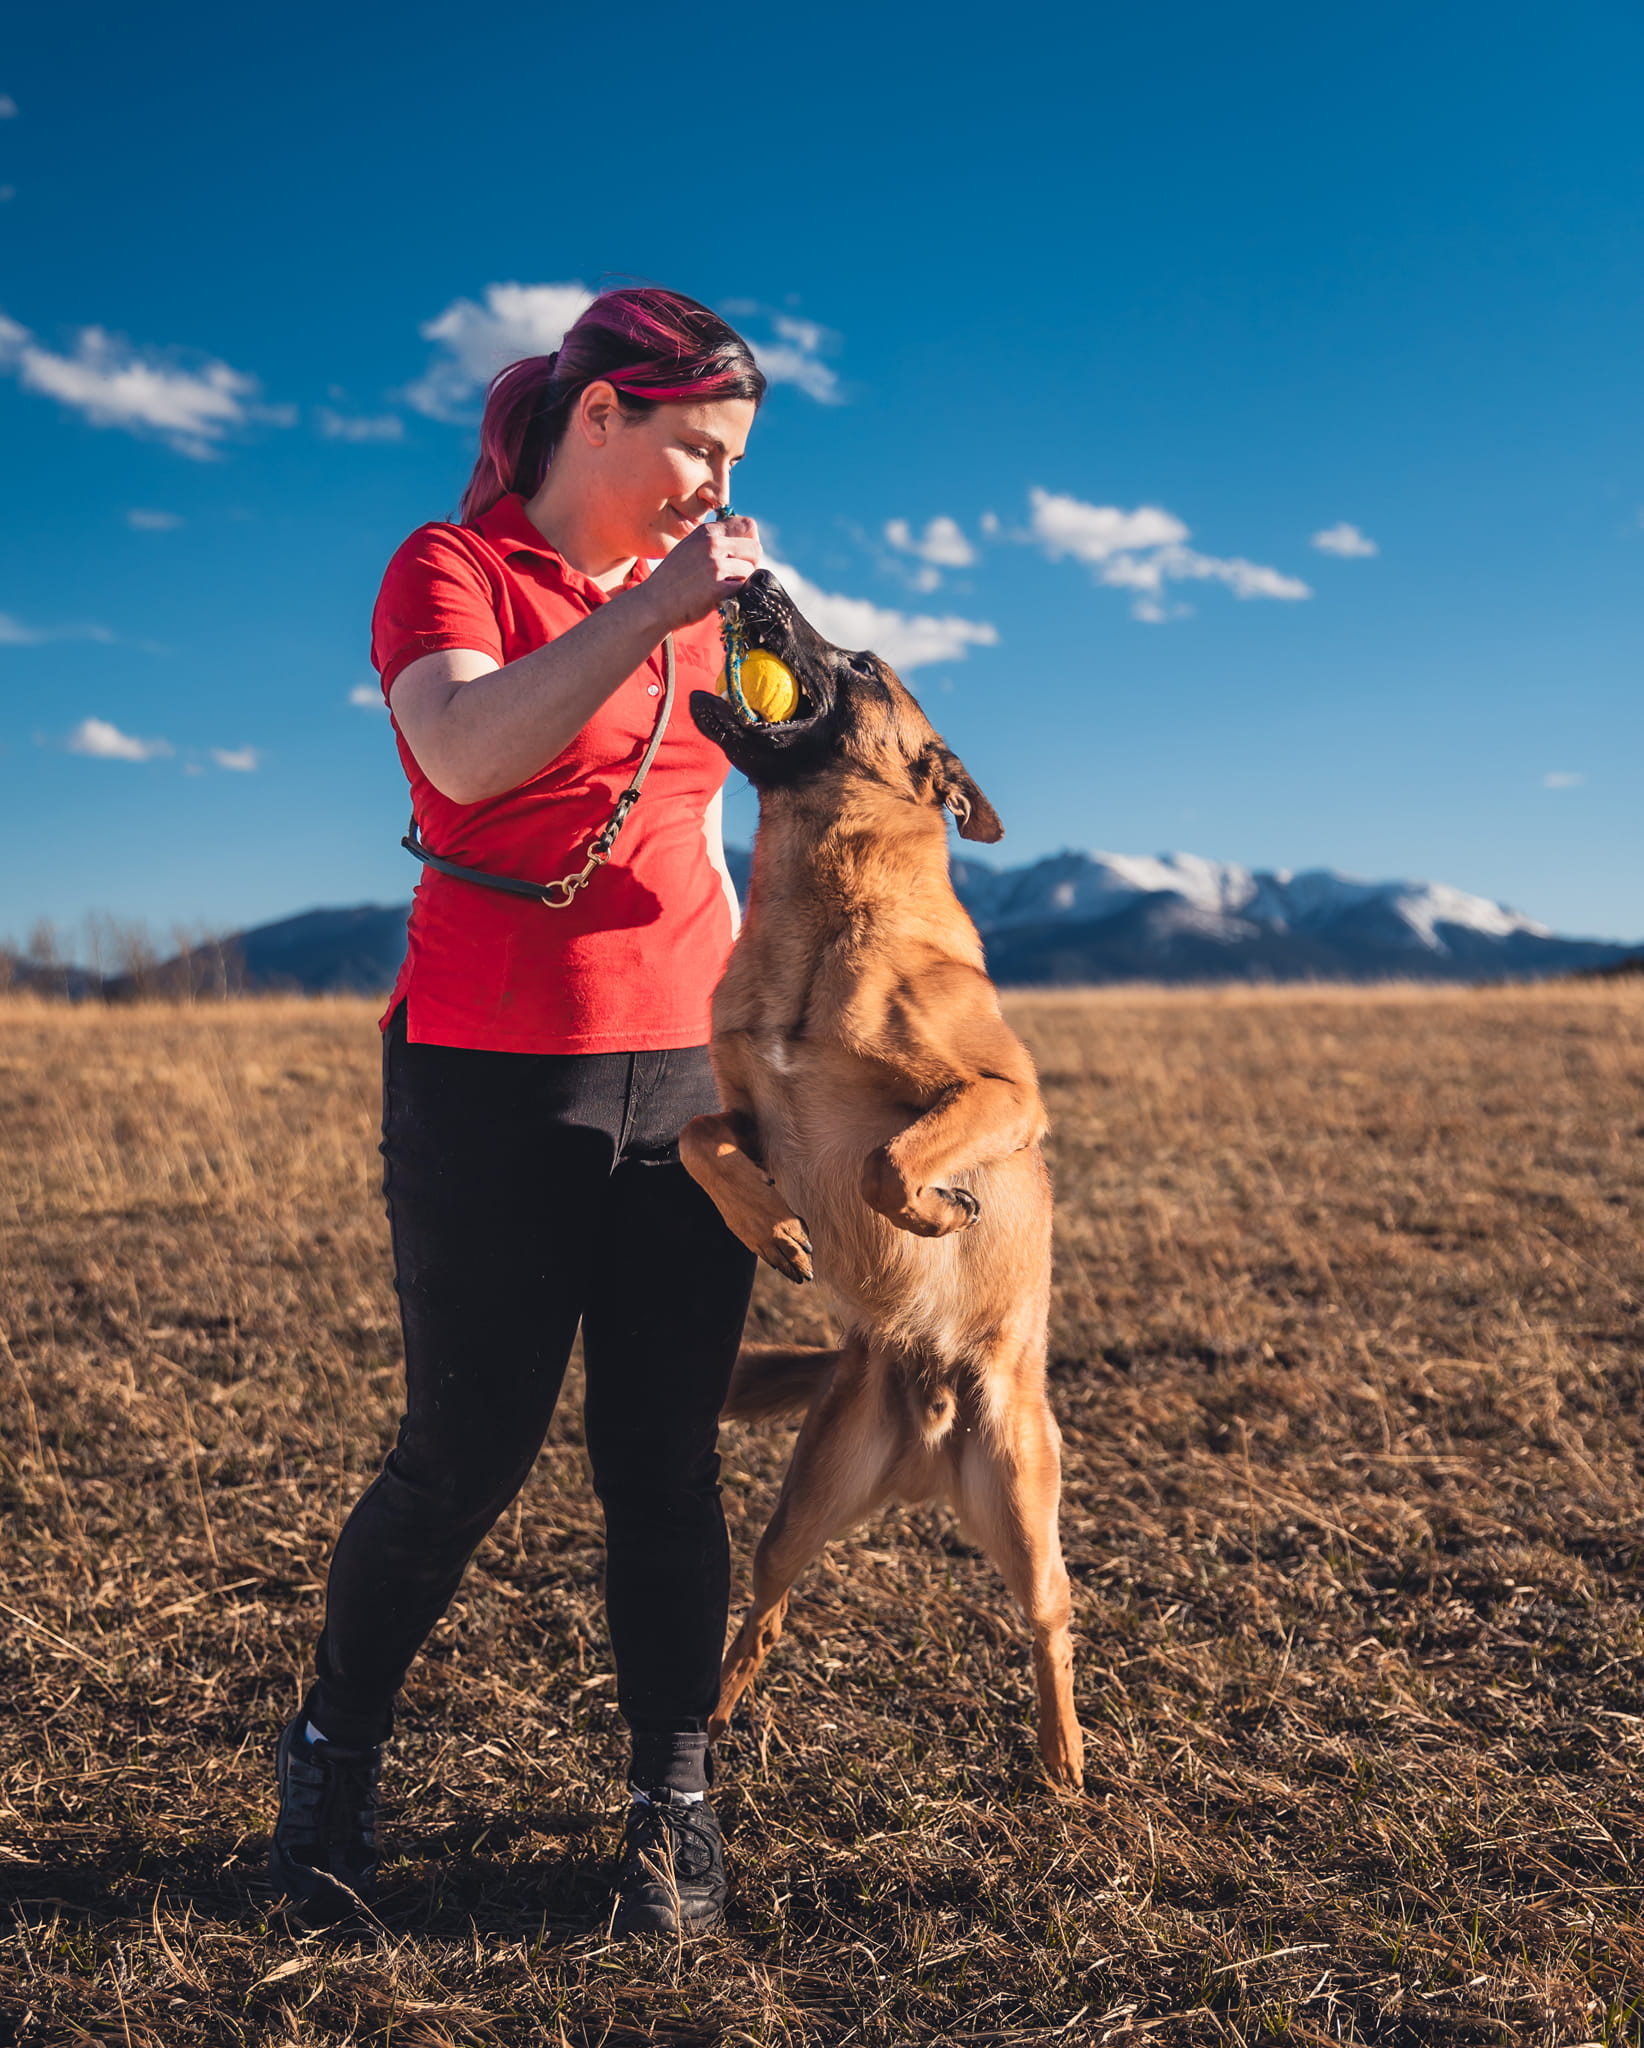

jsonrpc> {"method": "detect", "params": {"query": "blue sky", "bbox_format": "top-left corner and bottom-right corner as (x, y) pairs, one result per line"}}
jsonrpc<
(3, 0), (1640, 951)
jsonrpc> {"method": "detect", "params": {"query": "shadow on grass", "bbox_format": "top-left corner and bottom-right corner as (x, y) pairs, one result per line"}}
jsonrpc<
(0, 1805), (626, 1949)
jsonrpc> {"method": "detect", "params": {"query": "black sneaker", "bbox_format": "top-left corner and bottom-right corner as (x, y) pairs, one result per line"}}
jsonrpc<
(268, 1712), (382, 1921)
(610, 1791), (728, 1936)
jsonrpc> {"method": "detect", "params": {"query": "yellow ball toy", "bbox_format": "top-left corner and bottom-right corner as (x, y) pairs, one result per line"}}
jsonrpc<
(715, 647), (801, 724)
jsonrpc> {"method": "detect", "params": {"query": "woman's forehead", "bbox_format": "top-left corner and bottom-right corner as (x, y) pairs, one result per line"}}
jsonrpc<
(658, 395), (758, 451)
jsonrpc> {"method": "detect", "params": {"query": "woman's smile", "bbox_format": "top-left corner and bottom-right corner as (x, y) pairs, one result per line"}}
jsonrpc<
(660, 501), (709, 540)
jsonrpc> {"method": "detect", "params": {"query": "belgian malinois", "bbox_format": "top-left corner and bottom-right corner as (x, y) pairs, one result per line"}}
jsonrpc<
(681, 570), (1084, 1789)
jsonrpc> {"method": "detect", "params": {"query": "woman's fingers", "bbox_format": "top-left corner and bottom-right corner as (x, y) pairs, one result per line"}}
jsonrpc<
(706, 519), (761, 572)
(647, 518), (763, 626)
(700, 522), (761, 599)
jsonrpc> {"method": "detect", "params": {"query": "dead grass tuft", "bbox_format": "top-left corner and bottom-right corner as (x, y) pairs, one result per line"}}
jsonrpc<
(1, 985), (1640, 2044)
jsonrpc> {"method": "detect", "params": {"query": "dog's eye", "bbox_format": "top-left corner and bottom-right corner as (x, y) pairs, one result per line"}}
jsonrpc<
(847, 654), (876, 676)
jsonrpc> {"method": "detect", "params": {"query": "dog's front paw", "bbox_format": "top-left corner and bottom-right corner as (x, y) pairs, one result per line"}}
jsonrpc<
(762, 1215), (814, 1284)
(932, 1185), (980, 1226)
(904, 1183), (981, 1236)
(862, 1148), (981, 1237)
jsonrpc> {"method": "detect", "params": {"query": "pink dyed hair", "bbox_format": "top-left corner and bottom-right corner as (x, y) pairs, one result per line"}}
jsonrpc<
(459, 288), (766, 525)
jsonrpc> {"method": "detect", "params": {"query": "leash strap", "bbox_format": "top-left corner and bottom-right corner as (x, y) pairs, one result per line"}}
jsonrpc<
(402, 632), (676, 910)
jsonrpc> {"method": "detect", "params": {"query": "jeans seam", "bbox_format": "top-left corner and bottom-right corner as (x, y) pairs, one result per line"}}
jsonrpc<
(614, 1052), (642, 1167)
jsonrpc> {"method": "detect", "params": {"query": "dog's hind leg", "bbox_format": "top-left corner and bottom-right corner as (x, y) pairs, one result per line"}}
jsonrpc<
(711, 1339), (898, 1738)
(953, 1396), (1085, 1789)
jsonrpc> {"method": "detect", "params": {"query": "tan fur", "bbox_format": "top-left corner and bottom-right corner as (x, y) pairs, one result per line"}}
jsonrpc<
(681, 675), (1085, 1791)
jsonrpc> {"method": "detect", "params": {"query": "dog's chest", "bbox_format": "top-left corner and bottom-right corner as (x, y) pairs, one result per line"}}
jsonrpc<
(754, 1033), (798, 1077)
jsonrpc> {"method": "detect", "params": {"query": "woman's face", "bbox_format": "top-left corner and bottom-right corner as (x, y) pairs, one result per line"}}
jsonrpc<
(583, 390), (758, 559)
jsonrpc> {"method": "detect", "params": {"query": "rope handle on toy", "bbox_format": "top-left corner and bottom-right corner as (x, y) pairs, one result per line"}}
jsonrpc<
(715, 504), (764, 727)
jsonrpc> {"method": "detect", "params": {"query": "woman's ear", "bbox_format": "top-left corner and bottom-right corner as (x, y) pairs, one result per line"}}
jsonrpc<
(575, 379), (624, 447)
(924, 741), (1004, 843)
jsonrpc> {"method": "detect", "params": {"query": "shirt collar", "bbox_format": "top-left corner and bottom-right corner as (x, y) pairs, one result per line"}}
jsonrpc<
(471, 494), (650, 598)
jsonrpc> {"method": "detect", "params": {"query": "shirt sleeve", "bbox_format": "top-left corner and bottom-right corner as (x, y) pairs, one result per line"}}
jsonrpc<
(371, 524), (507, 697)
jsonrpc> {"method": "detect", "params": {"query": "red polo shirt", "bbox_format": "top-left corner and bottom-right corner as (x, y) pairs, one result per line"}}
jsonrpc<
(372, 494), (738, 1054)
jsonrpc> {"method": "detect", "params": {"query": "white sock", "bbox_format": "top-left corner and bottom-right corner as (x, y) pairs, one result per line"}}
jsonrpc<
(630, 1785), (705, 1805)
(305, 1720), (331, 1747)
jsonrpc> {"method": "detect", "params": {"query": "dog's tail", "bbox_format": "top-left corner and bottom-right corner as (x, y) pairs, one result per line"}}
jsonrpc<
(720, 1343), (841, 1423)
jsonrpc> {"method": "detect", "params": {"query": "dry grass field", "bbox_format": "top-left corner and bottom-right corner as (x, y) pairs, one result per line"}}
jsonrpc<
(1, 985), (1641, 2047)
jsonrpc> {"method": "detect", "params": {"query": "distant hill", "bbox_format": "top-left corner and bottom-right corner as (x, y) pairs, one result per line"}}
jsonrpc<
(228, 904), (414, 995)
(19, 846), (1635, 998)
(2, 905), (416, 1001)
(946, 849), (1638, 985)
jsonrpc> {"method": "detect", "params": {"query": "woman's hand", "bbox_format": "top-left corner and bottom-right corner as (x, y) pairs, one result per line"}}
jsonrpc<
(391, 516), (762, 807)
(640, 516), (762, 632)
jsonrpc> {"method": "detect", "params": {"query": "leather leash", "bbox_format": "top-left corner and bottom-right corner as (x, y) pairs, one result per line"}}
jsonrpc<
(402, 631), (676, 910)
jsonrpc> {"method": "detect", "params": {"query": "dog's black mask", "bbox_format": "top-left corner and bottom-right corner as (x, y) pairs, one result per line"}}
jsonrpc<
(689, 570), (1004, 842)
(688, 569), (886, 791)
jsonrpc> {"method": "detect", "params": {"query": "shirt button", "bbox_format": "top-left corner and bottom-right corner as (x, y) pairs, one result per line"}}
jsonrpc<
(647, 683), (660, 695)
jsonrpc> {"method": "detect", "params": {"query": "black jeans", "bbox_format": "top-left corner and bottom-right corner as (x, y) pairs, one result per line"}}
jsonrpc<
(309, 1005), (756, 1793)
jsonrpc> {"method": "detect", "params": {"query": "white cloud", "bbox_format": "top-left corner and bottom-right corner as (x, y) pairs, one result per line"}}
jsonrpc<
(722, 301), (843, 403)
(885, 515), (976, 570)
(0, 609), (115, 644)
(349, 683), (385, 709)
(126, 508), (184, 531)
(1543, 771), (1583, 789)
(1311, 521), (1379, 558)
(753, 314), (841, 403)
(1154, 546), (1312, 601)
(405, 281), (595, 422)
(0, 188), (15, 204)
(317, 407), (405, 443)
(0, 95), (16, 118)
(68, 716), (172, 762)
(1028, 488), (1189, 564)
(770, 313), (829, 357)
(211, 745), (260, 772)
(0, 309), (289, 458)
(1027, 487), (1310, 618)
(749, 342), (839, 403)
(765, 558), (997, 673)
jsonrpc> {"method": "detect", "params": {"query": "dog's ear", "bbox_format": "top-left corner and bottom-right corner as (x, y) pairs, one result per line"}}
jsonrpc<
(923, 741), (1004, 843)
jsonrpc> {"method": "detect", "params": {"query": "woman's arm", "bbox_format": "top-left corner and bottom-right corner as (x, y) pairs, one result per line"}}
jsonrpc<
(390, 519), (758, 806)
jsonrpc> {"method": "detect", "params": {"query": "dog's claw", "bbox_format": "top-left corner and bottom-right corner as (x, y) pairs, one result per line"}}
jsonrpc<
(764, 1217), (813, 1284)
(862, 1147), (983, 1236)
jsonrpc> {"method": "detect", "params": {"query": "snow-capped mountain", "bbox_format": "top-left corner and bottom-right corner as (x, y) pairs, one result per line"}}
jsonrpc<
(67, 850), (1631, 997)
(951, 850), (1549, 953)
(943, 849), (1632, 985)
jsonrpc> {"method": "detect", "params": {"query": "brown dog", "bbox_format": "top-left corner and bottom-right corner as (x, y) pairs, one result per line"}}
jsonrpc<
(680, 571), (1084, 1789)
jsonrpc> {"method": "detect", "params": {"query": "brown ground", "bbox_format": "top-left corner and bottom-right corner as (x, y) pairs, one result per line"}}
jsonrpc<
(0, 985), (1640, 2047)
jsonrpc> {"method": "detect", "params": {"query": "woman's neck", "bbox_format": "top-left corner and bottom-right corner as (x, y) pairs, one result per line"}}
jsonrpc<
(521, 474), (637, 592)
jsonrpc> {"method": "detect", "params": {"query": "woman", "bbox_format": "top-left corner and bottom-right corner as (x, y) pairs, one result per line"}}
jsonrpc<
(269, 288), (767, 1937)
